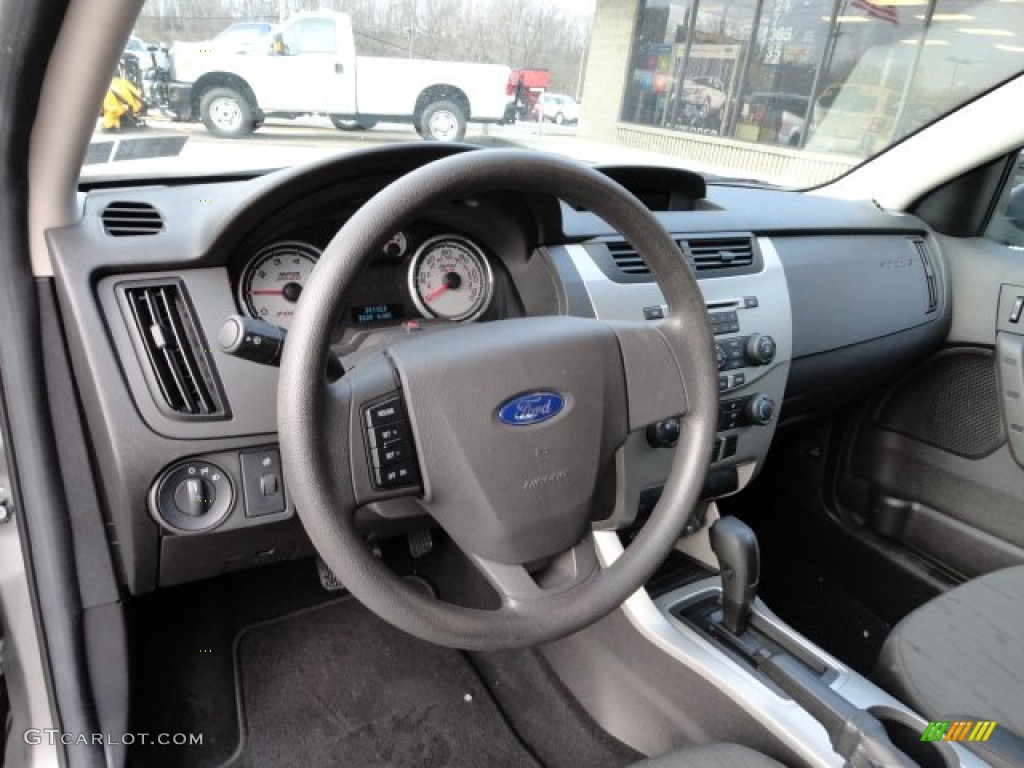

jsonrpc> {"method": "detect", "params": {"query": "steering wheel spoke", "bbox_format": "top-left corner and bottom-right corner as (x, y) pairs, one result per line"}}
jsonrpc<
(608, 319), (693, 431)
(467, 533), (599, 605)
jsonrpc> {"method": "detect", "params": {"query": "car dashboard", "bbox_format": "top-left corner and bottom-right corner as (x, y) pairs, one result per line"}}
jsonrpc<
(52, 145), (950, 593)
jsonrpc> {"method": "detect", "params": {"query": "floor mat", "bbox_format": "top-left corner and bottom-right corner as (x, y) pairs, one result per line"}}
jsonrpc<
(231, 598), (541, 768)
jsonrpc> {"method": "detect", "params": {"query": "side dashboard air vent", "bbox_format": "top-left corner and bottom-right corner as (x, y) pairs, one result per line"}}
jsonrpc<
(121, 282), (227, 418)
(102, 201), (164, 236)
(683, 237), (755, 271)
(911, 238), (940, 313)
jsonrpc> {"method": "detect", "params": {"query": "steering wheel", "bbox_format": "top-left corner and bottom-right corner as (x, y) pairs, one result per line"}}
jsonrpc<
(278, 150), (717, 650)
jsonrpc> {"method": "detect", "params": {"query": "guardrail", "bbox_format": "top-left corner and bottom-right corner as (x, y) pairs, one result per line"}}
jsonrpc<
(615, 124), (860, 188)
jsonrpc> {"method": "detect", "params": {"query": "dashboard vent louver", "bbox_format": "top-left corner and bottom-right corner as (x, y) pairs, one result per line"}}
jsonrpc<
(683, 237), (755, 271)
(606, 241), (652, 275)
(102, 201), (164, 236)
(912, 238), (939, 313)
(605, 235), (756, 278)
(123, 282), (225, 418)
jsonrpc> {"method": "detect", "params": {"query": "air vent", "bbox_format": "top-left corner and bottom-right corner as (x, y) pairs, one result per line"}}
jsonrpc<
(102, 201), (164, 236)
(607, 241), (651, 276)
(683, 237), (754, 271)
(122, 282), (226, 418)
(911, 238), (939, 313)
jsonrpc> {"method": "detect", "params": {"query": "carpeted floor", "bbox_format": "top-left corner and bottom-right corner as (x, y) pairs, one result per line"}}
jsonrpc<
(231, 598), (541, 768)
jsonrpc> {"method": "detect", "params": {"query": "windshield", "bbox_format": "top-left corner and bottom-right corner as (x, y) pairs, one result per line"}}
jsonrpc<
(89, 0), (1024, 188)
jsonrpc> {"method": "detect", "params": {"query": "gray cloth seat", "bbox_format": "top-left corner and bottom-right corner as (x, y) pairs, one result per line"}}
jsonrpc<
(630, 743), (785, 768)
(876, 564), (1024, 745)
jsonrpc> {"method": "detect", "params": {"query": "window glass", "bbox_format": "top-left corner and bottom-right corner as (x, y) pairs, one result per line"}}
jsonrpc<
(985, 151), (1024, 248)
(281, 19), (336, 55)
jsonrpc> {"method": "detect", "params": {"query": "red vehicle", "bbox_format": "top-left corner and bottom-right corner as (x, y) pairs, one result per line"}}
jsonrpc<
(503, 68), (551, 122)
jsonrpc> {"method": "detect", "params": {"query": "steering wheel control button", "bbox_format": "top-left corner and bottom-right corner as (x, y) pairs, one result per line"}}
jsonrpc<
(369, 422), (409, 448)
(362, 394), (421, 491)
(153, 460), (233, 532)
(375, 461), (419, 489)
(365, 397), (404, 428)
(745, 334), (777, 366)
(647, 417), (682, 449)
(372, 440), (413, 467)
(743, 295), (759, 309)
(643, 305), (665, 321)
(240, 448), (286, 518)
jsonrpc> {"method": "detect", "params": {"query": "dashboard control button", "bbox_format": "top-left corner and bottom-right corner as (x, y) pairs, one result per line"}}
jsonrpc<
(365, 397), (404, 427)
(715, 344), (726, 370)
(260, 474), (279, 496)
(646, 417), (681, 448)
(153, 460), (234, 532)
(732, 372), (746, 386)
(719, 375), (730, 392)
(744, 394), (775, 426)
(174, 477), (215, 517)
(743, 296), (759, 308)
(722, 435), (738, 459)
(745, 334), (777, 366)
(1011, 296), (1024, 324)
(240, 448), (286, 517)
(643, 305), (665, 320)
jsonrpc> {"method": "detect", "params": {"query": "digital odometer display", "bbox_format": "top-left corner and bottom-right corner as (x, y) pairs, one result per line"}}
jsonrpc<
(351, 303), (405, 325)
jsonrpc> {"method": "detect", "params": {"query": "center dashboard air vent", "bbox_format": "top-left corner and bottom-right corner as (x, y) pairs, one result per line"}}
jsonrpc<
(600, 234), (760, 283)
(101, 201), (164, 236)
(120, 281), (228, 419)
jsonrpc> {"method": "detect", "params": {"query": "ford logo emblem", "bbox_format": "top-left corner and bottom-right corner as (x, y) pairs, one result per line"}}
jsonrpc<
(497, 391), (565, 426)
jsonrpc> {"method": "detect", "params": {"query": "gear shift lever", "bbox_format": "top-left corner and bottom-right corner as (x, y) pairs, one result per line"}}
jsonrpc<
(709, 516), (760, 635)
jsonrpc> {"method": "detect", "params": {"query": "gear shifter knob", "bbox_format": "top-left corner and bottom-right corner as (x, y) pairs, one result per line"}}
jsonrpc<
(709, 516), (760, 635)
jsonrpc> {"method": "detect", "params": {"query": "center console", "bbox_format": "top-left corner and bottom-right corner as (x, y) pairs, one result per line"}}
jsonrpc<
(556, 235), (792, 530)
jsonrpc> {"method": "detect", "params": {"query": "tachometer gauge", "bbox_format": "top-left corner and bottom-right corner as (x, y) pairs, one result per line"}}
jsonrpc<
(408, 235), (494, 322)
(237, 241), (320, 329)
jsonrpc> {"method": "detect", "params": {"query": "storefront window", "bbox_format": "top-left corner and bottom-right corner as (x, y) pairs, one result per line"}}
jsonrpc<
(621, 0), (931, 155)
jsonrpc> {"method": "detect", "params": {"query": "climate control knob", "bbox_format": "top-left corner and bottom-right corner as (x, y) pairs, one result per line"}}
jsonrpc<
(744, 394), (775, 426)
(745, 334), (777, 366)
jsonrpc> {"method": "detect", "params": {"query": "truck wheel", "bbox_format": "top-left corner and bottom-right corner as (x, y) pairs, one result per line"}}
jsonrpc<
(200, 87), (255, 138)
(330, 116), (378, 131)
(420, 100), (466, 142)
(554, 111), (565, 125)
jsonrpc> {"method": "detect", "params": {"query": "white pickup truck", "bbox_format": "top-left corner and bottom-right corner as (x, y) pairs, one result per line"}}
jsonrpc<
(166, 11), (510, 141)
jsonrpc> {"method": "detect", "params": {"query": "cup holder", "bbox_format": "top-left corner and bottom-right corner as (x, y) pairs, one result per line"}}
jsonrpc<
(869, 705), (959, 768)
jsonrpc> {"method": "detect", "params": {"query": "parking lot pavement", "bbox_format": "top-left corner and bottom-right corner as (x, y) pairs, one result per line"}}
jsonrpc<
(83, 115), (738, 182)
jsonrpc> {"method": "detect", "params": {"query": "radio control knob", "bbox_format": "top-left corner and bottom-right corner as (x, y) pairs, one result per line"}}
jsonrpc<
(744, 394), (775, 426)
(745, 334), (776, 366)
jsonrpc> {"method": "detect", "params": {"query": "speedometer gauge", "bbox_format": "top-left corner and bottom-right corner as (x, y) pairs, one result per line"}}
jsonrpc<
(237, 241), (320, 329)
(408, 235), (494, 322)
